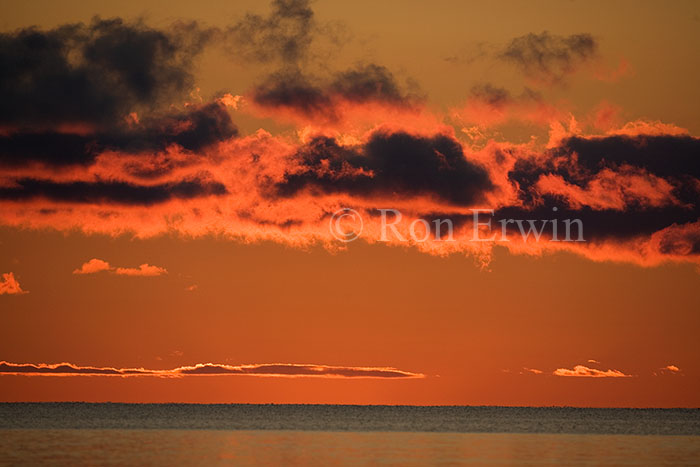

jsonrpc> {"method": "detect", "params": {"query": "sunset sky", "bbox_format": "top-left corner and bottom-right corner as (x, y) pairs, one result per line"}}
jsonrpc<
(0, 0), (698, 407)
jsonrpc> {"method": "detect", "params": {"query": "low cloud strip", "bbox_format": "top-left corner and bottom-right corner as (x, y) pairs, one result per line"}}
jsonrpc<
(0, 361), (424, 379)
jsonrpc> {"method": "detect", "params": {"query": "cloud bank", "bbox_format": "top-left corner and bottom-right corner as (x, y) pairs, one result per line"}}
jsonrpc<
(0, 361), (424, 379)
(0, 3), (698, 269)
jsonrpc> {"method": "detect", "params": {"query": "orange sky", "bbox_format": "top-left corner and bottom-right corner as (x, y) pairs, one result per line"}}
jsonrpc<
(0, 0), (698, 406)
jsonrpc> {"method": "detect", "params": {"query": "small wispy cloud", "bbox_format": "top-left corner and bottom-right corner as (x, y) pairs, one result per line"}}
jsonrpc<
(553, 364), (632, 378)
(0, 272), (27, 295)
(653, 365), (683, 376)
(114, 264), (167, 277)
(73, 259), (167, 277)
(73, 258), (111, 275)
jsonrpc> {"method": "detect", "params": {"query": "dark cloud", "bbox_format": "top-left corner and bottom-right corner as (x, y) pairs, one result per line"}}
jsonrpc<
(0, 17), (236, 174)
(393, 133), (700, 255)
(330, 64), (411, 106)
(415, 198), (699, 260)
(469, 84), (542, 107)
(273, 131), (493, 205)
(490, 199), (698, 244)
(554, 135), (700, 181)
(252, 64), (417, 120)
(0, 132), (99, 167)
(0, 17), (214, 128)
(253, 68), (335, 119)
(0, 102), (237, 168)
(179, 363), (422, 378)
(469, 84), (512, 106)
(511, 134), (700, 206)
(499, 31), (597, 84)
(371, 131), (699, 258)
(232, 2), (415, 119)
(482, 134), (700, 247)
(0, 176), (227, 205)
(227, 0), (316, 63)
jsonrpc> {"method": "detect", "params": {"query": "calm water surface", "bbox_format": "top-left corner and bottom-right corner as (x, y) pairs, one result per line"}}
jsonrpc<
(0, 404), (698, 466)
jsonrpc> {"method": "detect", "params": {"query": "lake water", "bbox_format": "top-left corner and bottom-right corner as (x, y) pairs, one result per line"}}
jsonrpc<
(1, 403), (698, 465)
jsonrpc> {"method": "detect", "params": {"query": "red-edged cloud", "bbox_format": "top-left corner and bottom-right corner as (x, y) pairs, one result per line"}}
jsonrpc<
(0, 272), (27, 295)
(0, 361), (424, 379)
(0, 119), (696, 270)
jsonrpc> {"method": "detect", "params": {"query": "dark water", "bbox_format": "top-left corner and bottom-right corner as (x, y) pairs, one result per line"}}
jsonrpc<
(1, 404), (699, 465)
(1, 403), (699, 434)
